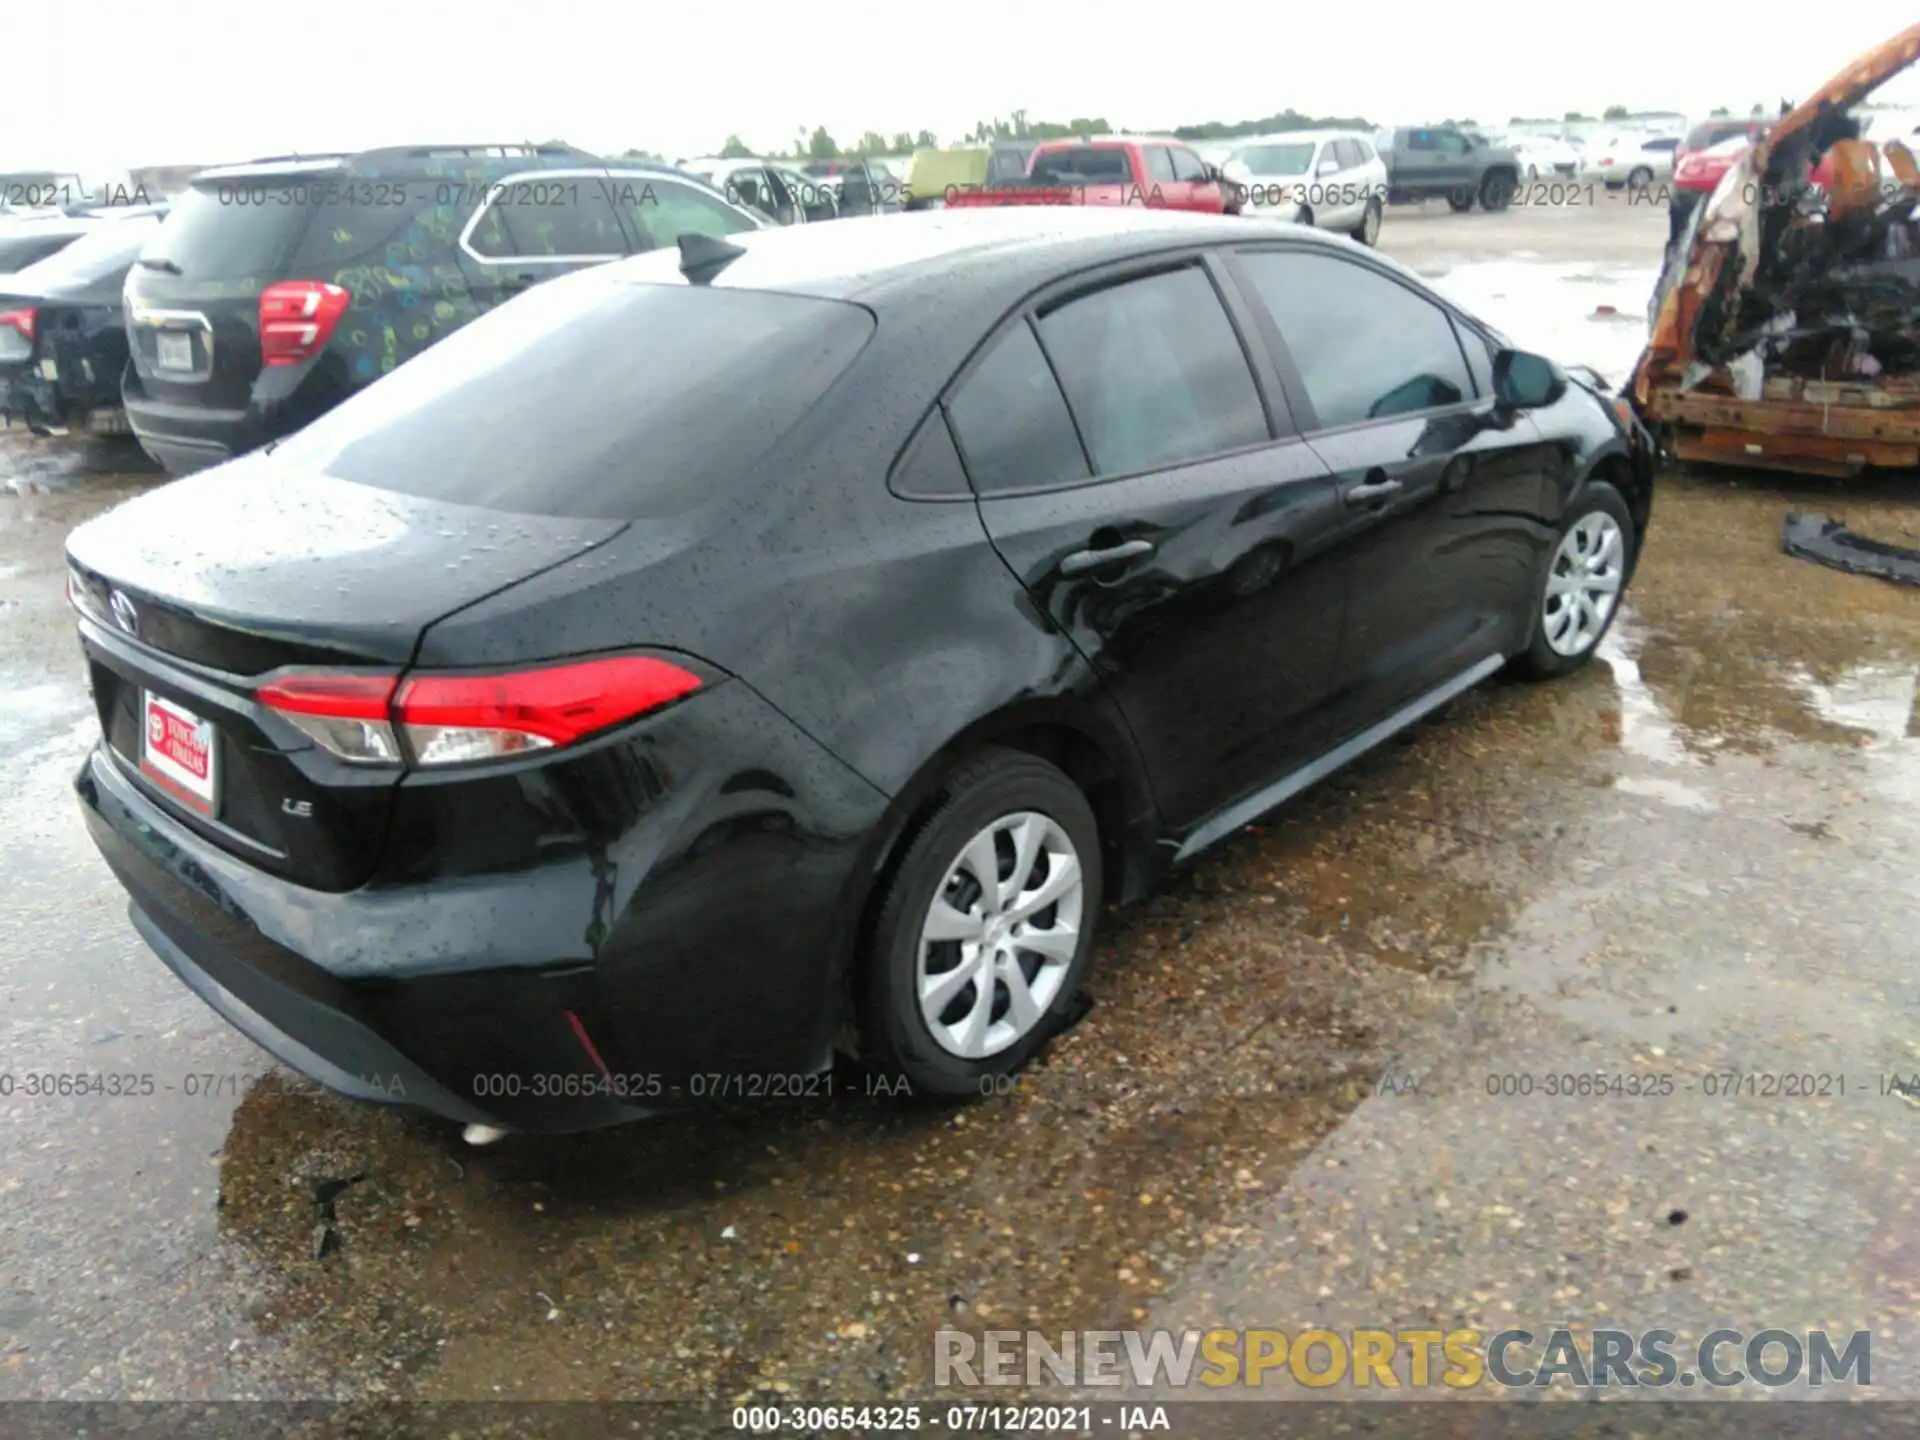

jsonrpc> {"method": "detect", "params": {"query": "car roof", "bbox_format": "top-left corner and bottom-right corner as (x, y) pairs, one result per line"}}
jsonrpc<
(602, 206), (1388, 316)
(192, 143), (610, 184)
(1233, 131), (1359, 146)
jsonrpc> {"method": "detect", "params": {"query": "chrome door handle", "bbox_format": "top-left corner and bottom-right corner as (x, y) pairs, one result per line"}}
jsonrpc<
(1059, 539), (1155, 576)
(1344, 478), (1404, 505)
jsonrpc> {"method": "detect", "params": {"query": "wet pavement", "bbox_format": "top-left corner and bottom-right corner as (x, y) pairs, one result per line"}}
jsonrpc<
(1, 203), (1918, 1416)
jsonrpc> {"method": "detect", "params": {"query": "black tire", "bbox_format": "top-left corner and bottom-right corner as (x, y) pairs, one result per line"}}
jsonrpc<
(1293, 204), (1313, 228)
(858, 747), (1103, 1098)
(1479, 170), (1515, 212)
(1627, 166), (1654, 190)
(1350, 197), (1382, 247)
(1447, 188), (1475, 212)
(1512, 481), (1637, 681)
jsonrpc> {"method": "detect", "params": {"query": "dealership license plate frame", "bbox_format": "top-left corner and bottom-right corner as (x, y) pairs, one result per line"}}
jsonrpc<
(141, 690), (219, 815)
(154, 331), (193, 372)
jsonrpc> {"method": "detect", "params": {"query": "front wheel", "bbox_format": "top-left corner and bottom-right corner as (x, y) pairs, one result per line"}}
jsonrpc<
(859, 748), (1103, 1097)
(1351, 197), (1382, 247)
(1627, 166), (1654, 190)
(1447, 188), (1475, 212)
(1513, 482), (1636, 680)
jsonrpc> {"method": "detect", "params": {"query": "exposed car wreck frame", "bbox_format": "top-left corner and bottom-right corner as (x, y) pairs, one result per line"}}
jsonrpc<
(1632, 22), (1920, 477)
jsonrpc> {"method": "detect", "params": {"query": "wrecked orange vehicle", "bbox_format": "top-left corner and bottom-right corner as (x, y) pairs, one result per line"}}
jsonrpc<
(1632, 21), (1920, 477)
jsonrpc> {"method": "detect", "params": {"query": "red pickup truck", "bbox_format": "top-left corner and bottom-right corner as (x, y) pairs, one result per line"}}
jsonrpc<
(941, 138), (1241, 214)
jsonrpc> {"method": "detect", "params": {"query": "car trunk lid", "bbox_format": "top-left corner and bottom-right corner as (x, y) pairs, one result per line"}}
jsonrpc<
(66, 454), (625, 889)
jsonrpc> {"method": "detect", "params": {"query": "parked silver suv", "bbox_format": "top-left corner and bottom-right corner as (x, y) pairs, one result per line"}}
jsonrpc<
(1221, 130), (1388, 246)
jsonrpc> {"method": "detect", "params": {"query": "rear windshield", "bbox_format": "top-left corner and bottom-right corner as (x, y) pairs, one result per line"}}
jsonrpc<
(1031, 148), (1132, 184)
(9, 219), (161, 286)
(1232, 143), (1316, 176)
(0, 231), (81, 274)
(137, 181), (312, 278)
(268, 274), (877, 520)
(986, 149), (1033, 183)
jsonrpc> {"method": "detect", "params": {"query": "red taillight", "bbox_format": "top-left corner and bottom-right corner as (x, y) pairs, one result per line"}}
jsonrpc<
(258, 280), (350, 367)
(257, 671), (402, 765)
(0, 307), (35, 341)
(396, 656), (703, 765)
(255, 656), (702, 768)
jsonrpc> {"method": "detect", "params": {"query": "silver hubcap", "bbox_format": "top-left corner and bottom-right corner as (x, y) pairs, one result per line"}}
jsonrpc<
(1543, 512), (1625, 656)
(917, 812), (1084, 1060)
(1363, 205), (1379, 244)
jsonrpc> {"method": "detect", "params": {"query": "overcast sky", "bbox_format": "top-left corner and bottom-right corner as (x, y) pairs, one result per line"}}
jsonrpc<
(11, 2), (1919, 172)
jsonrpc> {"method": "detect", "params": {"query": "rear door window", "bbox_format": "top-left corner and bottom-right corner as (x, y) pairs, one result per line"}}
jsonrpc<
(267, 278), (876, 520)
(946, 321), (1090, 493)
(1037, 265), (1268, 477)
(464, 174), (626, 261)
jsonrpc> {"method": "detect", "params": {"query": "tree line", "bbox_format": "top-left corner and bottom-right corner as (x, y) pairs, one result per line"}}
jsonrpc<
(608, 98), (1790, 165)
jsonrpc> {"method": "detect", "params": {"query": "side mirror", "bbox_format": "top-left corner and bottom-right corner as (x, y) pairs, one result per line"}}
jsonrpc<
(1492, 348), (1567, 409)
(1316, 156), (1339, 177)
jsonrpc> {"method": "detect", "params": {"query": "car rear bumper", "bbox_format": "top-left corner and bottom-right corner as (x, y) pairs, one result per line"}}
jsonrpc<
(74, 676), (892, 1134)
(121, 387), (256, 475)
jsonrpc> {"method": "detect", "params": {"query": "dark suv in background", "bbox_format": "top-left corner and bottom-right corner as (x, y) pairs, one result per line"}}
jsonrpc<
(122, 143), (761, 475)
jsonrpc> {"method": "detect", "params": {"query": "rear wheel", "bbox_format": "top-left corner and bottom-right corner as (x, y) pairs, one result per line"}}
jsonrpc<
(1479, 170), (1515, 211)
(1513, 482), (1635, 680)
(1351, 197), (1382, 246)
(860, 749), (1102, 1097)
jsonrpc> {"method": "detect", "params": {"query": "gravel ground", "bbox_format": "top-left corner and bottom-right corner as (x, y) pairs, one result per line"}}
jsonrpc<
(1, 199), (1916, 1430)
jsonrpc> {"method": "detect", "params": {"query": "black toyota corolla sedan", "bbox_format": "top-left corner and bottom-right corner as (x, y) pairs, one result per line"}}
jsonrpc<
(69, 208), (1656, 1136)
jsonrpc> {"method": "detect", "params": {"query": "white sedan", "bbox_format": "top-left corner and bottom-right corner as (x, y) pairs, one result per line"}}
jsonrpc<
(1505, 136), (1582, 180)
(1587, 136), (1681, 188)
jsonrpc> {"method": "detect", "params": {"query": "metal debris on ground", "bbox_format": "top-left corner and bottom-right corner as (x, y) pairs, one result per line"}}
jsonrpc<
(1781, 511), (1920, 586)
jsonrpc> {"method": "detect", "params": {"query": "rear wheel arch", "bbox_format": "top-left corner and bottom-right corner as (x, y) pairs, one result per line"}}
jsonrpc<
(864, 710), (1150, 911)
(828, 708), (1156, 1053)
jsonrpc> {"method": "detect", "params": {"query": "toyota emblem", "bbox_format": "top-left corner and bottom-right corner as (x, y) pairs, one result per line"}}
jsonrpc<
(108, 589), (139, 636)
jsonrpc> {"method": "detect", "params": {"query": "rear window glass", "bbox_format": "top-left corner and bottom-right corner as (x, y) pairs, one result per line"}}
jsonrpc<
(1686, 122), (1759, 149)
(6, 220), (160, 285)
(1234, 143), (1315, 176)
(139, 182), (310, 278)
(267, 275), (876, 521)
(1031, 148), (1131, 184)
(0, 232), (81, 273)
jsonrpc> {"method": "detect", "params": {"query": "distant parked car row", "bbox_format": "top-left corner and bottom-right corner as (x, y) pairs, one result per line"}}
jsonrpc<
(0, 205), (171, 435)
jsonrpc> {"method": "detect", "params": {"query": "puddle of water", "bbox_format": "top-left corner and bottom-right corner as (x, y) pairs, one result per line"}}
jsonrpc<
(1789, 663), (1920, 807)
(1613, 774), (1716, 811)
(1425, 261), (1660, 384)
(1597, 621), (1694, 768)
